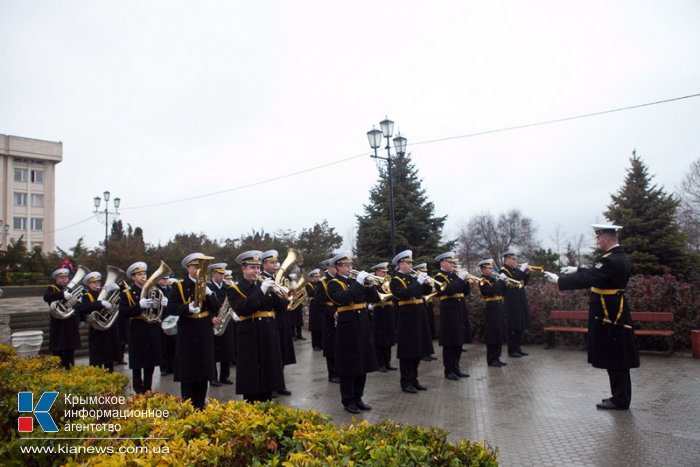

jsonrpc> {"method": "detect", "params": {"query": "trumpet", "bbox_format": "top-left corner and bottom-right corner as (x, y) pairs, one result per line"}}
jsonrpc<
(453, 267), (487, 285)
(411, 269), (448, 293)
(350, 270), (390, 289)
(258, 276), (292, 300)
(491, 271), (524, 288)
(516, 263), (545, 272)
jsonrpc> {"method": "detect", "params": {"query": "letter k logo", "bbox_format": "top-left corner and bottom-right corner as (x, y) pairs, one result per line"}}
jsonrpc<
(18, 392), (59, 433)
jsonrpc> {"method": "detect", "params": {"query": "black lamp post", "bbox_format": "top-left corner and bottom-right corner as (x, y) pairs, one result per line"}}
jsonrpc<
(93, 191), (120, 266)
(367, 117), (407, 257)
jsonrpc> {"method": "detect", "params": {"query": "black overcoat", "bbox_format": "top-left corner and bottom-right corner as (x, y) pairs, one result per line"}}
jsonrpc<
(371, 281), (396, 349)
(434, 270), (470, 347)
(227, 278), (285, 395)
(479, 277), (506, 345)
(307, 282), (324, 333)
(318, 274), (337, 358)
(261, 271), (296, 365)
(209, 281), (236, 363)
(390, 272), (433, 359)
(326, 275), (379, 376)
(501, 265), (531, 332)
(119, 285), (162, 370)
(79, 291), (121, 365)
(44, 284), (81, 352)
(558, 246), (640, 370)
(165, 277), (217, 383)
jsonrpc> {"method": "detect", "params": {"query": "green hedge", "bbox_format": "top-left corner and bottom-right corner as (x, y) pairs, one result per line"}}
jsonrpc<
(0, 346), (498, 466)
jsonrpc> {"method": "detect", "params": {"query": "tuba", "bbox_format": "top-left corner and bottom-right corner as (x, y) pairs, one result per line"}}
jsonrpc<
(50, 265), (90, 319)
(140, 260), (174, 323)
(87, 265), (125, 330)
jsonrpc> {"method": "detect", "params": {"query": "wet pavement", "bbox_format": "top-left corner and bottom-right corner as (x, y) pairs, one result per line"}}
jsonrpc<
(93, 337), (700, 466)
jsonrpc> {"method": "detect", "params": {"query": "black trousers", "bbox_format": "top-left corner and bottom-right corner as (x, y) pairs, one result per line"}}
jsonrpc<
(608, 369), (632, 408)
(326, 356), (337, 379)
(400, 358), (420, 388)
(375, 346), (391, 369)
(160, 334), (176, 373)
(311, 331), (323, 349)
(217, 361), (231, 382)
(340, 374), (367, 407)
(244, 392), (273, 403)
(486, 344), (502, 364)
(508, 330), (523, 354)
(181, 380), (208, 409)
(53, 349), (75, 370)
(132, 367), (154, 394)
(443, 345), (461, 375)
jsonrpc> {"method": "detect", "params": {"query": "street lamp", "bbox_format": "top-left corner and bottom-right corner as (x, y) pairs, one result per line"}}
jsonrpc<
(367, 116), (407, 257)
(93, 191), (121, 266)
(0, 221), (8, 251)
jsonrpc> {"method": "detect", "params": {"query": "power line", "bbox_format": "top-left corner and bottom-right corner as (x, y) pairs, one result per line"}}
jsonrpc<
(53, 92), (700, 232)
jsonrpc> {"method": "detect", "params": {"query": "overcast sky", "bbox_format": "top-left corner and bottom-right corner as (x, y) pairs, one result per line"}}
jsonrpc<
(2, 1), (699, 258)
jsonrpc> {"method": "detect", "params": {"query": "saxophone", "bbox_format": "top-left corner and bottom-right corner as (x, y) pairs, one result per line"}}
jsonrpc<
(213, 295), (236, 336)
(50, 265), (90, 319)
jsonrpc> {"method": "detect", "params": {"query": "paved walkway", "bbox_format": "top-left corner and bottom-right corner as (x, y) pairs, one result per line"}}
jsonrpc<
(93, 337), (700, 466)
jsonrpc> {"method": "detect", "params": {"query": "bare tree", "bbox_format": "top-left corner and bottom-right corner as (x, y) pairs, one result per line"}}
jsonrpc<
(549, 224), (565, 264)
(457, 209), (539, 270)
(677, 158), (700, 251)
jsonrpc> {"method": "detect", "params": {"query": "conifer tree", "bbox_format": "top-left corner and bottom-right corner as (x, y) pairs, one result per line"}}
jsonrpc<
(356, 153), (447, 269)
(605, 151), (686, 274)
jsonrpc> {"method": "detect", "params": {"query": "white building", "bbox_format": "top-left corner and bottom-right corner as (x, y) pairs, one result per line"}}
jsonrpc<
(0, 134), (62, 252)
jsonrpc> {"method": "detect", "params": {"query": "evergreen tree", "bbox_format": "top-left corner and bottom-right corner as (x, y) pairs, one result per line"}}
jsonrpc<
(356, 153), (447, 269)
(605, 152), (687, 274)
(297, 220), (343, 271)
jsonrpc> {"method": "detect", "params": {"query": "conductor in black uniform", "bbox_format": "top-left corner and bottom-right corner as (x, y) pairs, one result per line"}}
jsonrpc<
(226, 250), (285, 403)
(326, 251), (379, 414)
(501, 250), (531, 358)
(433, 252), (471, 380)
(545, 224), (639, 410)
(390, 250), (433, 393)
(43, 268), (81, 370)
(165, 253), (218, 409)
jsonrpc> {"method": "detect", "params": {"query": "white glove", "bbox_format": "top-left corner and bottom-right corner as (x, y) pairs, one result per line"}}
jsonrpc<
(457, 270), (469, 281)
(139, 298), (154, 309)
(161, 297), (168, 307)
(105, 283), (120, 293)
(416, 272), (428, 284)
(355, 270), (370, 285)
(100, 300), (112, 310)
(205, 287), (213, 296)
(560, 266), (578, 275)
(544, 272), (559, 284)
(519, 262), (529, 272)
(260, 278), (275, 294)
(232, 312), (241, 322)
(63, 291), (72, 300)
(188, 302), (201, 314)
(499, 273), (507, 281)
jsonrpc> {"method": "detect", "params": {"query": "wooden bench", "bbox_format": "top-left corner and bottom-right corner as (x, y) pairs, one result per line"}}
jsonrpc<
(544, 310), (675, 355)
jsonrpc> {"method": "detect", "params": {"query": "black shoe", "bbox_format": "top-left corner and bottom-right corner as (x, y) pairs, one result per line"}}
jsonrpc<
(271, 391), (279, 398)
(210, 380), (222, 387)
(220, 379), (234, 385)
(329, 376), (341, 384)
(356, 400), (372, 410)
(421, 356), (432, 362)
(601, 397), (613, 403)
(385, 364), (398, 371)
(456, 371), (470, 378)
(401, 385), (418, 394)
(497, 360), (508, 366)
(117, 360), (127, 366)
(461, 348), (467, 353)
(488, 362), (503, 367)
(297, 336), (307, 340)
(429, 355), (438, 360)
(378, 366), (388, 373)
(518, 351), (529, 356)
(445, 373), (459, 381)
(413, 382), (427, 390)
(596, 400), (628, 410)
(344, 404), (360, 414)
(508, 352), (522, 358)
(277, 389), (292, 396)
(313, 347), (322, 351)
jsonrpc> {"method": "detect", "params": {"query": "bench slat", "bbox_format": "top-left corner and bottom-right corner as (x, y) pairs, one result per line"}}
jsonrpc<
(543, 326), (587, 333)
(630, 312), (674, 322)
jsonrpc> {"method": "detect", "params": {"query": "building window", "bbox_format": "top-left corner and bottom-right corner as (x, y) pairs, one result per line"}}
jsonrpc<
(14, 192), (28, 206)
(31, 218), (44, 231)
(14, 168), (28, 182)
(31, 194), (44, 207)
(13, 217), (27, 230)
(31, 170), (44, 183)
